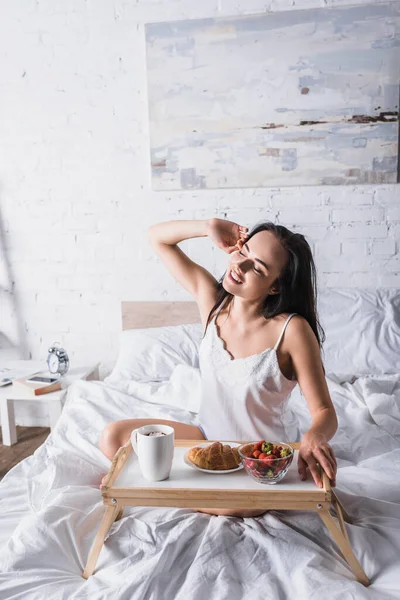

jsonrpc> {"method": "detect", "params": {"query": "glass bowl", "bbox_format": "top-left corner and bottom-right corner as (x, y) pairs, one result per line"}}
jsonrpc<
(237, 441), (294, 485)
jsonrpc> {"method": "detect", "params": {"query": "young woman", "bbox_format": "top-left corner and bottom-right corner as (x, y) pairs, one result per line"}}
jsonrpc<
(100, 218), (338, 518)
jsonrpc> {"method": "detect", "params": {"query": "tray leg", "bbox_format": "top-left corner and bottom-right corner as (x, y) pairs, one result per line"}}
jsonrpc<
(82, 503), (120, 579)
(331, 489), (353, 524)
(317, 506), (370, 587)
(115, 506), (124, 522)
(331, 496), (350, 542)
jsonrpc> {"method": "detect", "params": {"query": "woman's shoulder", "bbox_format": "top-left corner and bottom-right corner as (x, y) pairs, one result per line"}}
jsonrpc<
(262, 313), (305, 349)
(273, 312), (305, 324)
(275, 313), (316, 350)
(272, 313), (311, 346)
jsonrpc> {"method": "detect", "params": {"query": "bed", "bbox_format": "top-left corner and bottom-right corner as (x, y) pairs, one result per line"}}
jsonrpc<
(0, 289), (399, 599)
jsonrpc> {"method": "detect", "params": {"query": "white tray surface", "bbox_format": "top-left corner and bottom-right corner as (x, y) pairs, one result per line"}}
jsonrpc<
(114, 447), (320, 492)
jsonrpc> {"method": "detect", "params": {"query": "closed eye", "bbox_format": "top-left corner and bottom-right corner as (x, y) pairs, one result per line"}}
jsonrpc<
(239, 250), (263, 275)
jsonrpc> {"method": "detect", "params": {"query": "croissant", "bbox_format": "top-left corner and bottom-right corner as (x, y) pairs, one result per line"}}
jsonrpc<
(188, 442), (241, 470)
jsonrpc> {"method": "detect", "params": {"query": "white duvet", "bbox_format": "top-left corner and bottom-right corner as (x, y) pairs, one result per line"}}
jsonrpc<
(0, 369), (400, 600)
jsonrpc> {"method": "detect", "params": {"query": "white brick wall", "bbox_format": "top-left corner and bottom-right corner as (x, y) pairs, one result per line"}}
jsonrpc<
(0, 0), (399, 415)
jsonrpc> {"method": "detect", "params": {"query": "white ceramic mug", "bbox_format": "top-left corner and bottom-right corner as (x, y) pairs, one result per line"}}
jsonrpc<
(130, 424), (175, 482)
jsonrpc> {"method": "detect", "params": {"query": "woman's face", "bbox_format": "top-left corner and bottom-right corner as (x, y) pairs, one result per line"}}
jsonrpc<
(223, 230), (289, 301)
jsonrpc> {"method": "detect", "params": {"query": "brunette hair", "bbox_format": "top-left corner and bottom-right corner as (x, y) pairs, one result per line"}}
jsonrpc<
(204, 221), (325, 356)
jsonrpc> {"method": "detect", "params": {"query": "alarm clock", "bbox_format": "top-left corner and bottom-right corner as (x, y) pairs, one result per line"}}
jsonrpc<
(47, 342), (70, 376)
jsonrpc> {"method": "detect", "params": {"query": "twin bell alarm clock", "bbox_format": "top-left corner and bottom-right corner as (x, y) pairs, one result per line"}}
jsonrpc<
(47, 342), (70, 376)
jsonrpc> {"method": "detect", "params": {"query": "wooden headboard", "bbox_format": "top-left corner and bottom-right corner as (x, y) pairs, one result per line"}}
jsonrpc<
(122, 301), (201, 330)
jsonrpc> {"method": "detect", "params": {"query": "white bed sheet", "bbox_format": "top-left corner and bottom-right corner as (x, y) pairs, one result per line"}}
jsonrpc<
(0, 370), (400, 599)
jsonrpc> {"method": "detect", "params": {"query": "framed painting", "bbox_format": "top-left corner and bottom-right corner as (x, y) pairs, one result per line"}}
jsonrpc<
(145, 2), (400, 189)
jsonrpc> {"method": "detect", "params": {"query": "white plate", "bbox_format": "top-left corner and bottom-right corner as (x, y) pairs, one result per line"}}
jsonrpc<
(184, 441), (244, 474)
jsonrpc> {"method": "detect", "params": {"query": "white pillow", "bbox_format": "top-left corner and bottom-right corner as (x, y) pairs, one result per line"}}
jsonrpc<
(105, 323), (203, 384)
(318, 288), (400, 376)
(105, 288), (399, 387)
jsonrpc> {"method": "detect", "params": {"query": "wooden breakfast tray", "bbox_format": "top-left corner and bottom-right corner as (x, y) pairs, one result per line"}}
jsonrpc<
(82, 440), (369, 586)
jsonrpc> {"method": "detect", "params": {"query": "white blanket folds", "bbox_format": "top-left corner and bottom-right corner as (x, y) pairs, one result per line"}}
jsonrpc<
(0, 369), (400, 600)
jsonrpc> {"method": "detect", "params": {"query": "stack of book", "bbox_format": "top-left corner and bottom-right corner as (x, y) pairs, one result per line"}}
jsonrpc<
(11, 372), (64, 396)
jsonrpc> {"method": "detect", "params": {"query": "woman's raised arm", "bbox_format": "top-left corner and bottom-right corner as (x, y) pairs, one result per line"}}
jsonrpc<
(148, 219), (248, 319)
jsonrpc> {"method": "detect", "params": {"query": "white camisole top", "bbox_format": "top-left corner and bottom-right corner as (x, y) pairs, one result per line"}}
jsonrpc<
(197, 305), (299, 442)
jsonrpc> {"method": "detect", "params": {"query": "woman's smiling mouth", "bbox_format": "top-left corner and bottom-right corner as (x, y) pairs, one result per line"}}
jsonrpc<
(228, 270), (243, 284)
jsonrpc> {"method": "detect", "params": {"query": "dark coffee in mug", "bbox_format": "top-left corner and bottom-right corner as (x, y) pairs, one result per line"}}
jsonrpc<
(144, 431), (166, 437)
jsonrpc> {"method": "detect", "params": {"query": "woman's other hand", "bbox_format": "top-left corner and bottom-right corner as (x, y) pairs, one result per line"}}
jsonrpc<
(298, 431), (337, 488)
(207, 218), (249, 254)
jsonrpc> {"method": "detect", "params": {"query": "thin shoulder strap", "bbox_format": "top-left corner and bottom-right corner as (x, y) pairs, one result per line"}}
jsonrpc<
(274, 313), (297, 351)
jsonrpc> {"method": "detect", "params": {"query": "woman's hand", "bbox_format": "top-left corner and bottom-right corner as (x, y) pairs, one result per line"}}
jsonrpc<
(298, 431), (337, 488)
(206, 218), (249, 254)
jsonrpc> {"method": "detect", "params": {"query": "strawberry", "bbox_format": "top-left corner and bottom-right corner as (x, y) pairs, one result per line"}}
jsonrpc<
(258, 453), (267, 459)
(252, 450), (261, 458)
(261, 441), (274, 454)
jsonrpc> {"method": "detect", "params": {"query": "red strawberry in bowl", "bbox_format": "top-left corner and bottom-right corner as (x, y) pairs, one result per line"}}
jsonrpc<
(237, 441), (294, 485)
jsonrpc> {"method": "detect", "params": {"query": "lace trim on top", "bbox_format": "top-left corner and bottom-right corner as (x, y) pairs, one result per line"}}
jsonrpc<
(200, 318), (296, 387)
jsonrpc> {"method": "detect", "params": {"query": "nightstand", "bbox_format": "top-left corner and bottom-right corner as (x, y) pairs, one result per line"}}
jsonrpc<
(0, 361), (100, 446)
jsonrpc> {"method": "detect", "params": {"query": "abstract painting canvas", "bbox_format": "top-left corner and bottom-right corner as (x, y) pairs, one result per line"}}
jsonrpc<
(145, 2), (400, 189)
